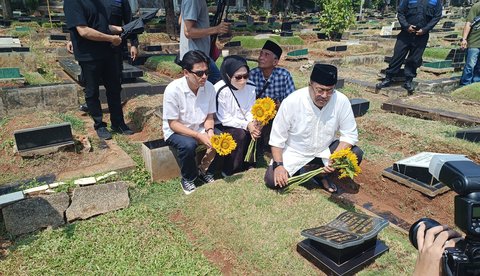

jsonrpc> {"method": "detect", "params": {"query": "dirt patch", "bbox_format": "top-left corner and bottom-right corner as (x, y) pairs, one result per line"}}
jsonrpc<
(169, 210), (237, 275)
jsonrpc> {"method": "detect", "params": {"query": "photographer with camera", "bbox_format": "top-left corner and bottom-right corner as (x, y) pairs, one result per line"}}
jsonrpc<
(413, 221), (463, 276)
(410, 154), (480, 275)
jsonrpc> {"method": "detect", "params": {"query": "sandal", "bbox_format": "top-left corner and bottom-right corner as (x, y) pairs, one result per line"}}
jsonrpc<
(321, 175), (337, 193)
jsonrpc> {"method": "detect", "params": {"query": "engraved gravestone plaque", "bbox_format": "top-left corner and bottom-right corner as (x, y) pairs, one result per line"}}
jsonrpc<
(297, 212), (389, 276)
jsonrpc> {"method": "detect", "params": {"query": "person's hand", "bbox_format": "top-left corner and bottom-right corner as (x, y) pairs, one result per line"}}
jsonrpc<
(247, 122), (261, 139)
(273, 165), (289, 187)
(413, 223), (462, 276)
(216, 21), (230, 35)
(322, 161), (336, 174)
(415, 29), (425, 36)
(66, 41), (73, 54)
(111, 35), (122, 46)
(130, 45), (138, 61)
(196, 132), (212, 148)
(461, 39), (468, 50)
(109, 24), (123, 34)
(408, 25), (417, 33)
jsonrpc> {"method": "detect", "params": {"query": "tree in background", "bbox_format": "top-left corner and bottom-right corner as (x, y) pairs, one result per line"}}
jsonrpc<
(164, 0), (176, 38)
(1, 0), (12, 19)
(317, 0), (355, 39)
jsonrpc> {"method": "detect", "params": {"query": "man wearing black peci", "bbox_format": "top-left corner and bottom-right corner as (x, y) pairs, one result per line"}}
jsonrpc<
(376, 0), (442, 95)
(64, 0), (133, 139)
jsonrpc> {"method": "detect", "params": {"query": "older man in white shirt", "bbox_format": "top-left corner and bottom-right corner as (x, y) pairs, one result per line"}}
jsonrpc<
(163, 50), (217, 195)
(264, 64), (363, 193)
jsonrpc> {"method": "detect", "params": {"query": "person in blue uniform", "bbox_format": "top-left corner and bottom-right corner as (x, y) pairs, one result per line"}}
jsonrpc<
(376, 0), (442, 95)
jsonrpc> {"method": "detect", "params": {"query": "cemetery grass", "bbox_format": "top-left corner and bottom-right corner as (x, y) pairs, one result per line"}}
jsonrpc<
(230, 36), (304, 49)
(0, 164), (417, 275)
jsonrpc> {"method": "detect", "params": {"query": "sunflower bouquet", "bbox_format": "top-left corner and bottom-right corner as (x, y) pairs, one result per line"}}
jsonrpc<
(284, 148), (362, 193)
(244, 97), (277, 162)
(211, 133), (237, 156)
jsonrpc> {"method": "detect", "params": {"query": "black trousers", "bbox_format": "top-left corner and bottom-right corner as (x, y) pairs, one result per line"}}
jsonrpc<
(79, 57), (125, 130)
(264, 140), (364, 189)
(385, 30), (429, 79)
(217, 125), (253, 176)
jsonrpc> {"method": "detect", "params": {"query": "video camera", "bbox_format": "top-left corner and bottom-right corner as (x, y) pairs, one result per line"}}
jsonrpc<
(409, 154), (480, 276)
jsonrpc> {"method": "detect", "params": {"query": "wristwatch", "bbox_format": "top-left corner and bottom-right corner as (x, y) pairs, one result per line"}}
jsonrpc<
(272, 161), (284, 170)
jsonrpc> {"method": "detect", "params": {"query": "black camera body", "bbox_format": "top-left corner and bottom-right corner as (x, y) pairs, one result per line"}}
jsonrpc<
(410, 155), (480, 276)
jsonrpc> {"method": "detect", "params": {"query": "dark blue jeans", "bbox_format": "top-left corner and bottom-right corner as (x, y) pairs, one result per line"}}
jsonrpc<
(166, 133), (218, 181)
(460, 48), (480, 86)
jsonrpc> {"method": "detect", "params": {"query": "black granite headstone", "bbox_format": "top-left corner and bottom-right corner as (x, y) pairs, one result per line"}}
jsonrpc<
(0, 48), (13, 53)
(12, 47), (29, 52)
(0, 20), (12, 27)
(317, 33), (328, 40)
(280, 31), (293, 37)
(50, 34), (67, 41)
(298, 212), (389, 276)
(224, 41), (241, 47)
(14, 123), (74, 153)
(281, 22), (292, 32)
(326, 45), (347, 52)
(444, 34), (458, 39)
(456, 127), (480, 143)
(255, 29), (274, 34)
(442, 21), (455, 28)
(350, 98), (370, 117)
(143, 45), (162, 52)
(445, 48), (466, 63)
(259, 16), (266, 21)
(18, 17), (32, 22)
(268, 17), (276, 24)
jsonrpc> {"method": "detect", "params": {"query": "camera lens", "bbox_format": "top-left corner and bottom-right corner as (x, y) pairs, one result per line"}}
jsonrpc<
(409, 218), (442, 249)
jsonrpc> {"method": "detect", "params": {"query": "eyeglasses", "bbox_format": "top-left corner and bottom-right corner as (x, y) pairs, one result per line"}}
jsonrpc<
(188, 69), (210, 77)
(310, 84), (335, 95)
(233, 73), (249, 80)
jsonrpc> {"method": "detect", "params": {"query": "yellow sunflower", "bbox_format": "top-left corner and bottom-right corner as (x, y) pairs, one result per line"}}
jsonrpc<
(251, 103), (267, 124)
(213, 133), (237, 156)
(210, 135), (221, 149)
(260, 97), (276, 113)
(330, 148), (362, 179)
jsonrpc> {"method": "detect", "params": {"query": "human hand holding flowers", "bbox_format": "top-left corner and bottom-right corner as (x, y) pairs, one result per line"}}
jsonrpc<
(283, 148), (362, 193)
(245, 97), (277, 162)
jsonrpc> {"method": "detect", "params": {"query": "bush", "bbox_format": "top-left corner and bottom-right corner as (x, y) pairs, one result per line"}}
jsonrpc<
(318, 0), (356, 39)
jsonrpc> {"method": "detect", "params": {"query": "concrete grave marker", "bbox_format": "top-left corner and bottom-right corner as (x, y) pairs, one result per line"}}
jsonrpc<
(456, 127), (480, 143)
(350, 98), (370, 117)
(66, 182), (130, 221)
(2, 193), (70, 236)
(327, 45), (347, 52)
(382, 152), (465, 196)
(142, 139), (181, 182)
(14, 122), (74, 156)
(380, 26), (393, 36)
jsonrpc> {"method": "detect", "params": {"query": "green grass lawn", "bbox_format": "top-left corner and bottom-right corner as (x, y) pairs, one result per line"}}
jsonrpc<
(451, 82), (480, 102)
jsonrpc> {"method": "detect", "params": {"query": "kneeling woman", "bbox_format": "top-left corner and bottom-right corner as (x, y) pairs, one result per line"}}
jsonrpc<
(215, 55), (262, 176)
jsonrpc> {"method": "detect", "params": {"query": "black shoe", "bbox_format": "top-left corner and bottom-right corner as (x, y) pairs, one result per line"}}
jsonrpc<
(198, 170), (215, 183)
(375, 77), (392, 89)
(79, 104), (89, 113)
(111, 124), (134, 135)
(180, 178), (196, 195)
(96, 127), (112, 140)
(403, 79), (414, 95)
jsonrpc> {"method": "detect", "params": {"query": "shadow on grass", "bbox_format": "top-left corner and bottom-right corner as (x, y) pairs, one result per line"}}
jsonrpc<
(222, 174), (244, 183)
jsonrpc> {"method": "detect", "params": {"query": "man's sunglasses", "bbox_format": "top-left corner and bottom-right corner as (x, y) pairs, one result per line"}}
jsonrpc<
(188, 69), (210, 77)
(233, 74), (249, 80)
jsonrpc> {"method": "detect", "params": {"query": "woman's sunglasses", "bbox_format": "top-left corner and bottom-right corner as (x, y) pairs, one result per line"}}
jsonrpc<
(233, 74), (249, 80)
(188, 69), (210, 77)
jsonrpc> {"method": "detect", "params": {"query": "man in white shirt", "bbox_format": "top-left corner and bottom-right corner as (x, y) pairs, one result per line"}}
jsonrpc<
(163, 50), (217, 195)
(264, 64), (363, 193)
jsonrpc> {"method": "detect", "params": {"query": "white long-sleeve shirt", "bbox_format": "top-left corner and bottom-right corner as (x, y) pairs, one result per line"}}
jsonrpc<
(162, 77), (216, 140)
(214, 80), (256, 130)
(269, 87), (358, 175)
